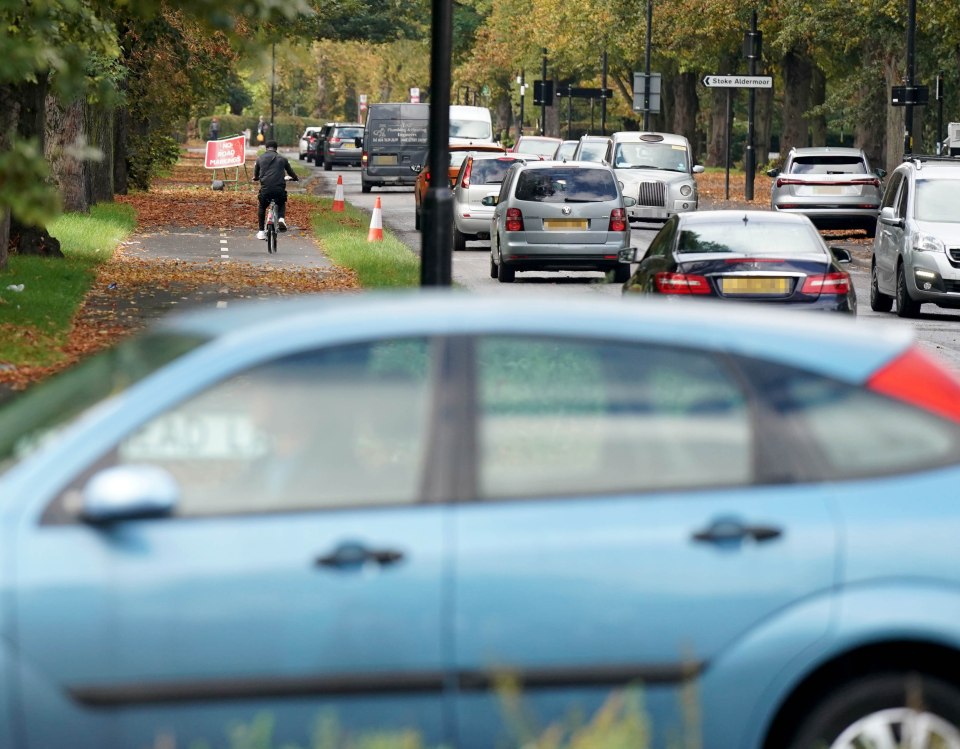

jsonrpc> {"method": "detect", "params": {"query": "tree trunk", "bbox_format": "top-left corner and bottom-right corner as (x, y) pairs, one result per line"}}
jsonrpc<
(756, 84), (774, 164)
(809, 66), (827, 146)
(707, 54), (737, 167)
(883, 53), (905, 173)
(0, 83), (19, 269)
(494, 87), (512, 142)
(86, 102), (114, 204)
(672, 72), (700, 162)
(854, 65), (886, 171)
(114, 103), (130, 195)
(781, 49), (814, 153)
(46, 95), (90, 213)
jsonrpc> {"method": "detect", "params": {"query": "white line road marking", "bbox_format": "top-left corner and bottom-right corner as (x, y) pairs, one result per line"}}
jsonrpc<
(220, 240), (228, 244)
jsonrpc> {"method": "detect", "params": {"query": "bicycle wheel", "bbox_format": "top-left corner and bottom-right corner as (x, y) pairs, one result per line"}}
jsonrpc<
(267, 225), (277, 253)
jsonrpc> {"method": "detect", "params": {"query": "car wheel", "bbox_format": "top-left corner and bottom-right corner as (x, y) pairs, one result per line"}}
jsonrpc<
(299, 153), (304, 160)
(323, 160), (332, 172)
(490, 253), (498, 279)
(453, 227), (467, 252)
(361, 182), (372, 194)
(497, 259), (515, 283)
(415, 207), (421, 230)
(896, 262), (921, 318)
(611, 265), (631, 284)
(870, 262), (894, 312)
(787, 674), (960, 749)
(863, 222), (877, 239)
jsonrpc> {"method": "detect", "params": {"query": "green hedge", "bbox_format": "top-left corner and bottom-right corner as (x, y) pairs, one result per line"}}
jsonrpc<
(198, 115), (327, 146)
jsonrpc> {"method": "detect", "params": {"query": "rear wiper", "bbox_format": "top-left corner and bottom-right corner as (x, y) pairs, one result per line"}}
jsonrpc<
(563, 198), (594, 203)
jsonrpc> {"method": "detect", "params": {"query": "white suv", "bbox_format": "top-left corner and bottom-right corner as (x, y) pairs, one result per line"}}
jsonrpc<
(608, 131), (703, 223)
(871, 156), (960, 317)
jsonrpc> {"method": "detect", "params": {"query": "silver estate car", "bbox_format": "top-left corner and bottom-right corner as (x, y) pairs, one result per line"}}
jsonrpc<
(485, 161), (636, 283)
(608, 131), (702, 223)
(451, 152), (526, 251)
(767, 146), (885, 236)
(871, 156), (960, 318)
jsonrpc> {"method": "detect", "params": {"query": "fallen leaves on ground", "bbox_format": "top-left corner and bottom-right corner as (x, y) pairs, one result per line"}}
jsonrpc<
(116, 188), (316, 230)
(696, 171), (772, 207)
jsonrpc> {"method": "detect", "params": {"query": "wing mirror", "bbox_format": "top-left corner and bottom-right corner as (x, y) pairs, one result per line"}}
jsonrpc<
(830, 246), (853, 264)
(879, 206), (903, 228)
(81, 464), (180, 524)
(618, 247), (638, 263)
(411, 164), (423, 174)
(623, 196), (637, 207)
(875, 168), (887, 179)
(355, 137), (363, 148)
(766, 168), (781, 178)
(481, 195), (499, 207)
(692, 165), (705, 174)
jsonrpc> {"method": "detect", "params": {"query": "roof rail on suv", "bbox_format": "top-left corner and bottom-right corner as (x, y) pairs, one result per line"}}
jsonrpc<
(903, 154), (960, 169)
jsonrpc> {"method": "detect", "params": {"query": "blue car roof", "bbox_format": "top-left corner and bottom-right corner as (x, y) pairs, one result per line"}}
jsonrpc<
(158, 292), (914, 384)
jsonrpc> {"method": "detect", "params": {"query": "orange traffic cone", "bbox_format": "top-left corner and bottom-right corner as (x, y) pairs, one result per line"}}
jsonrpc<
(332, 175), (345, 212)
(367, 197), (384, 242)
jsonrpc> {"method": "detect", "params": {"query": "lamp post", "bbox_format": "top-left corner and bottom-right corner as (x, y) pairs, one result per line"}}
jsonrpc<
(270, 42), (276, 140)
(905, 0), (917, 155)
(517, 70), (526, 140)
(643, 0), (652, 130)
(541, 48), (548, 136)
(420, 0), (453, 286)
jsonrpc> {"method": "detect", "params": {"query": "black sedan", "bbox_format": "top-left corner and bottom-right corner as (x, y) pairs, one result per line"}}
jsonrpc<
(620, 210), (856, 314)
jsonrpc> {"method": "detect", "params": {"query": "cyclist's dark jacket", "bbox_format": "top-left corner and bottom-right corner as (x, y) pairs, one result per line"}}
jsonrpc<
(254, 149), (297, 191)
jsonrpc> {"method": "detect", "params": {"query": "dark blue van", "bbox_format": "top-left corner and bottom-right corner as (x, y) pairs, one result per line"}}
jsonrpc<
(360, 103), (429, 193)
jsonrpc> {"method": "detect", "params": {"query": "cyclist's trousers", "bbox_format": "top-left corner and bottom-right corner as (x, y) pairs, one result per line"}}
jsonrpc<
(258, 188), (287, 230)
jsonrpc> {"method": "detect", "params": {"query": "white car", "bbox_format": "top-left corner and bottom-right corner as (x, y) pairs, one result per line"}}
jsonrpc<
(609, 131), (703, 223)
(297, 126), (324, 160)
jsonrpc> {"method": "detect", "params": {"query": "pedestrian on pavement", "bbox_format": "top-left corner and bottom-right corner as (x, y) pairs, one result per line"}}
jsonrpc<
(257, 116), (268, 143)
(253, 140), (299, 240)
(208, 117), (220, 140)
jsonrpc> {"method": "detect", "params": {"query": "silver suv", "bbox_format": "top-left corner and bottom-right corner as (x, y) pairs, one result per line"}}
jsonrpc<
(608, 131), (702, 223)
(870, 156), (960, 317)
(484, 161), (636, 283)
(767, 147), (884, 236)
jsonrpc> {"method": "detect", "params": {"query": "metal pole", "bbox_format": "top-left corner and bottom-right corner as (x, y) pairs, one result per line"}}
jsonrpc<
(541, 48), (548, 135)
(518, 69), (525, 139)
(905, 0), (916, 155)
(745, 10), (757, 201)
(270, 43), (276, 140)
(601, 50), (608, 135)
(937, 71), (944, 154)
(725, 88), (732, 201)
(420, 0), (453, 287)
(567, 85), (573, 139)
(591, 98), (595, 134)
(643, 0), (652, 129)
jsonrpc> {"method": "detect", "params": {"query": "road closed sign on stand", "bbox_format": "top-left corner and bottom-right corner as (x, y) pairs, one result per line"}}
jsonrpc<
(702, 75), (773, 89)
(204, 135), (246, 169)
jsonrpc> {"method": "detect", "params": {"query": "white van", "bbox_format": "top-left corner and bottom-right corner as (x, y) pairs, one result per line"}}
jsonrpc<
(449, 105), (495, 145)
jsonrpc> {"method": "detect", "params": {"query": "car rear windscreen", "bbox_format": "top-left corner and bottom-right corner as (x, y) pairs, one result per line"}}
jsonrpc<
(514, 169), (618, 203)
(678, 222), (825, 256)
(790, 156), (867, 174)
(334, 127), (363, 140)
(471, 158), (521, 185)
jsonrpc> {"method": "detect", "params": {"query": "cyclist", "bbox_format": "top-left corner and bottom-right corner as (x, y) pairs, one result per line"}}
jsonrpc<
(253, 140), (299, 240)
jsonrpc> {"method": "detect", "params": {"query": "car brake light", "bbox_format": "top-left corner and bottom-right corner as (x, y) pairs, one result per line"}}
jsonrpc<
(461, 159), (473, 188)
(329, 137), (341, 145)
(801, 272), (850, 295)
(506, 208), (524, 232)
(868, 346), (960, 422)
(362, 151), (368, 166)
(609, 208), (627, 232)
(654, 272), (711, 295)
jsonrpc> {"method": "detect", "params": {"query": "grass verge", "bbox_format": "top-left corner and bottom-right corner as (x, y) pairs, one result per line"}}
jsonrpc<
(0, 203), (136, 367)
(305, 195), (420, 288)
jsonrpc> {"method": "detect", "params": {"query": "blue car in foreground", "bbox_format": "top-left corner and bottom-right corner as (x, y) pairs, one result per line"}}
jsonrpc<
(3, 293), (960, 749)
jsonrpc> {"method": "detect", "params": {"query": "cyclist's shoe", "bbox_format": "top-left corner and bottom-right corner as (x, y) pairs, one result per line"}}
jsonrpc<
(256, 230), (266, 240)
(278, 217), (288, 232)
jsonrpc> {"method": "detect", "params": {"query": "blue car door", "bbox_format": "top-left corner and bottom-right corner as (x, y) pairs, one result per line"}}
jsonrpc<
(13, 337), (454, 749)
(452, 335), (839, 748)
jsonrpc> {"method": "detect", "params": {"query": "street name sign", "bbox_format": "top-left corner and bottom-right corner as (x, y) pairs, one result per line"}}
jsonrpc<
(702, 75), (772, 89)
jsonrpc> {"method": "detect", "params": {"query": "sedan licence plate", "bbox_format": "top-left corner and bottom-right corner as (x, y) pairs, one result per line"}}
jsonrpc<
(543, 219), (588, 230)
(721, 277), (790, 295)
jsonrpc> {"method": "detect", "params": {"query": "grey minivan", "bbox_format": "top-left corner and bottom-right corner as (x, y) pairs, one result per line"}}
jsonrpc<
(486, 161), (636, 283)
(361, 103), (429, 193)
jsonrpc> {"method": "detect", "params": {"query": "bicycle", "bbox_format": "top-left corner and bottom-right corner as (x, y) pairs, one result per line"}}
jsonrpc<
(264, 199), (279, 254)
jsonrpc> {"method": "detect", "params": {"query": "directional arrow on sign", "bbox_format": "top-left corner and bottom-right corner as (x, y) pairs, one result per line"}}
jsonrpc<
(702, 75), (773, 89)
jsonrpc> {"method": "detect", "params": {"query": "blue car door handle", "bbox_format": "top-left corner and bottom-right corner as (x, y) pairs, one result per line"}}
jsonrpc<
(692, 518), (782, 544)
(316, 541), (405, 569)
